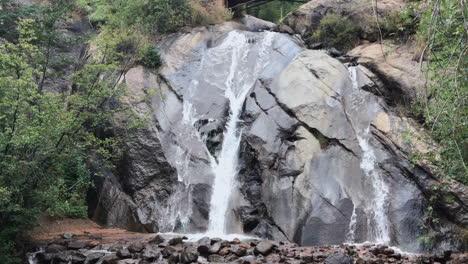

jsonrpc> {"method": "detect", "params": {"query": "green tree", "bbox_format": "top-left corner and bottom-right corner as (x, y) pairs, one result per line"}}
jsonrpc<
(311, 13), (359, 52)
(415, 0), (467, 183)
(0, 16), (136, 263)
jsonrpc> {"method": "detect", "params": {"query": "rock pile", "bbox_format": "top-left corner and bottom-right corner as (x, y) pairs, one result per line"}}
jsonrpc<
(29, 234), (467, 264)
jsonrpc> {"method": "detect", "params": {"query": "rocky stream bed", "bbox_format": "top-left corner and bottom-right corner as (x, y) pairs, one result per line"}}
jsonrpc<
(28, 233), (467, 264)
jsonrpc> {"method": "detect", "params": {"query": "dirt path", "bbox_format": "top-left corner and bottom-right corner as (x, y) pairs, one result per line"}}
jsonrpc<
(29, 216), (153, 244)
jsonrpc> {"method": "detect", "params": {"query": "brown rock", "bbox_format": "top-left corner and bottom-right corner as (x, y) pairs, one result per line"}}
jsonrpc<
(239, 243), (251, 249)
(219, 247), (230, 256)
(128, 241), (144, 253)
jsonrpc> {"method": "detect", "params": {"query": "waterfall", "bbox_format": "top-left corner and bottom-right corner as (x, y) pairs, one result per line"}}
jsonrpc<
(348, 66), (391, 244)
(356, 129), (391, 243)
(27, 248), (44, 264)
(158, 28), (302, 237)
(206, 31), (276, 235)
(345, 205), (357, 243)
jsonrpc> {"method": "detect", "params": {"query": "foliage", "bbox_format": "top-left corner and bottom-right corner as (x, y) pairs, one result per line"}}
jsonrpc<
(381, 2), (420, 42)
(140, 44), (162, 70)
(0, 0), (41, 41)
(191, 0), (232, 25)
(0, 3), (137, 262)
(414, 0), (467, 184)
(79, 0), (193, 34)
(246, 0), (302, 23)
(311, 13), (359, 51)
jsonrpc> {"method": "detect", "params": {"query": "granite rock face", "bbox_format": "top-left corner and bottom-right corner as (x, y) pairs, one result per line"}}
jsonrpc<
(283, 0), (405, 42)
(88, 19), (467, 253)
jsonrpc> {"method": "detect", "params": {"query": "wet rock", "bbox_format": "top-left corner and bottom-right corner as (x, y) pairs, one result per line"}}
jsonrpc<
(128, 241), (144, 253)
(238, 255), (257, 264)
(326, 47), (342, 57)
(46, 244), (66, 253)
(168, 252), (180, 264)
(370, 245), (388, 256)
(149, 234), (165, 244)
(101, 254), (120, 264)
(142, 245), (160, 260)
(197, 244), (210, 256)
(117, 259), (140, 264)
(324, 252), (353, 264)
(434, 250), (452, 262)
(197, 237), (211, 245)
(277, 24), (295, 35)
(219, 247), (230, 256)
(208, 254), (224, 262)
(254, 241), (275, 255)
(210, 238), (222, 245)
(239, 243), (251, 249)
(68, 241), (88, 250)
(117, 247), (132, 258)
(179, 250), (198, 263)
(231, 244), (247, 257)
(162, 246), (178, 258)
(209, 242), (222, 254)
(85, 252), (105, 263)
(301, 255), (314, 263)
(168, 237), (184, 246)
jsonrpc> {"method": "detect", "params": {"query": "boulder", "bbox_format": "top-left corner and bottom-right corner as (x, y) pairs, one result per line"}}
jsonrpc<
(46, 244), (66, 253)
(67, 241), (87, 250)
(180, 250), (198, 263)
(254, 241), (275, 256)
(284, 0), (405, 41)
(347, 42), (425, 105)
(209, 242), (222, 254)
(324, 252), (353, 264)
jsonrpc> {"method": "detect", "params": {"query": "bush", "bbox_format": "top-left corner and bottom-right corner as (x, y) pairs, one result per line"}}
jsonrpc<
(311, 14), (358, 52)
(140, 44), (162, 69)
(413, 0), (467, 184)
(191, 0), (232, 25)
(381, 3), (420, 42)
(82, 0), (193, 34)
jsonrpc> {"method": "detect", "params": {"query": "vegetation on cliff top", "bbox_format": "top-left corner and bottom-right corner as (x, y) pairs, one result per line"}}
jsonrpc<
(414, 0), (467, 184)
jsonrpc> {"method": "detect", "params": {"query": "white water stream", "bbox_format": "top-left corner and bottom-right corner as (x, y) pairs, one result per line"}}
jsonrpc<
(205, 31), (276, 235)
(169, 30), (301, 237)
(347, 66), (391, 244)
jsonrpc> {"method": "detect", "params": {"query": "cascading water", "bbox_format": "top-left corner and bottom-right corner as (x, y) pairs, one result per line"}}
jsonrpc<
(167, 29), (301, 237)
(347, 66), (391, 244)
(345, 206), (357, 243)
(206, 31), (276, 235)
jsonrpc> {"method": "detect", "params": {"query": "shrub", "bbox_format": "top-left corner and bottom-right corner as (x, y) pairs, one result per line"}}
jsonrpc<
(140, 44), (162, 69)
(311, 14), (358, 52)
(190, 0), (232, 25)
(381, 3), (420, 42)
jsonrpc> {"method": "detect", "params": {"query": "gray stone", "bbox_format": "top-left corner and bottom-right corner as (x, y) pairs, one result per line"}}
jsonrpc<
(117, 247), (132, 258)
(142, 245), (161, 260)
(209, 242), (222, 254)
(208, 254), (224, 262)
(62, 233), (73, 239)
(68, 241), (87, 250)
(180, 250), (199, 264)
(324, 252), (353, 264)
(46, 244), (66, 253)
(168, 237), (183, 246)
(254, 241), (275, 255)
